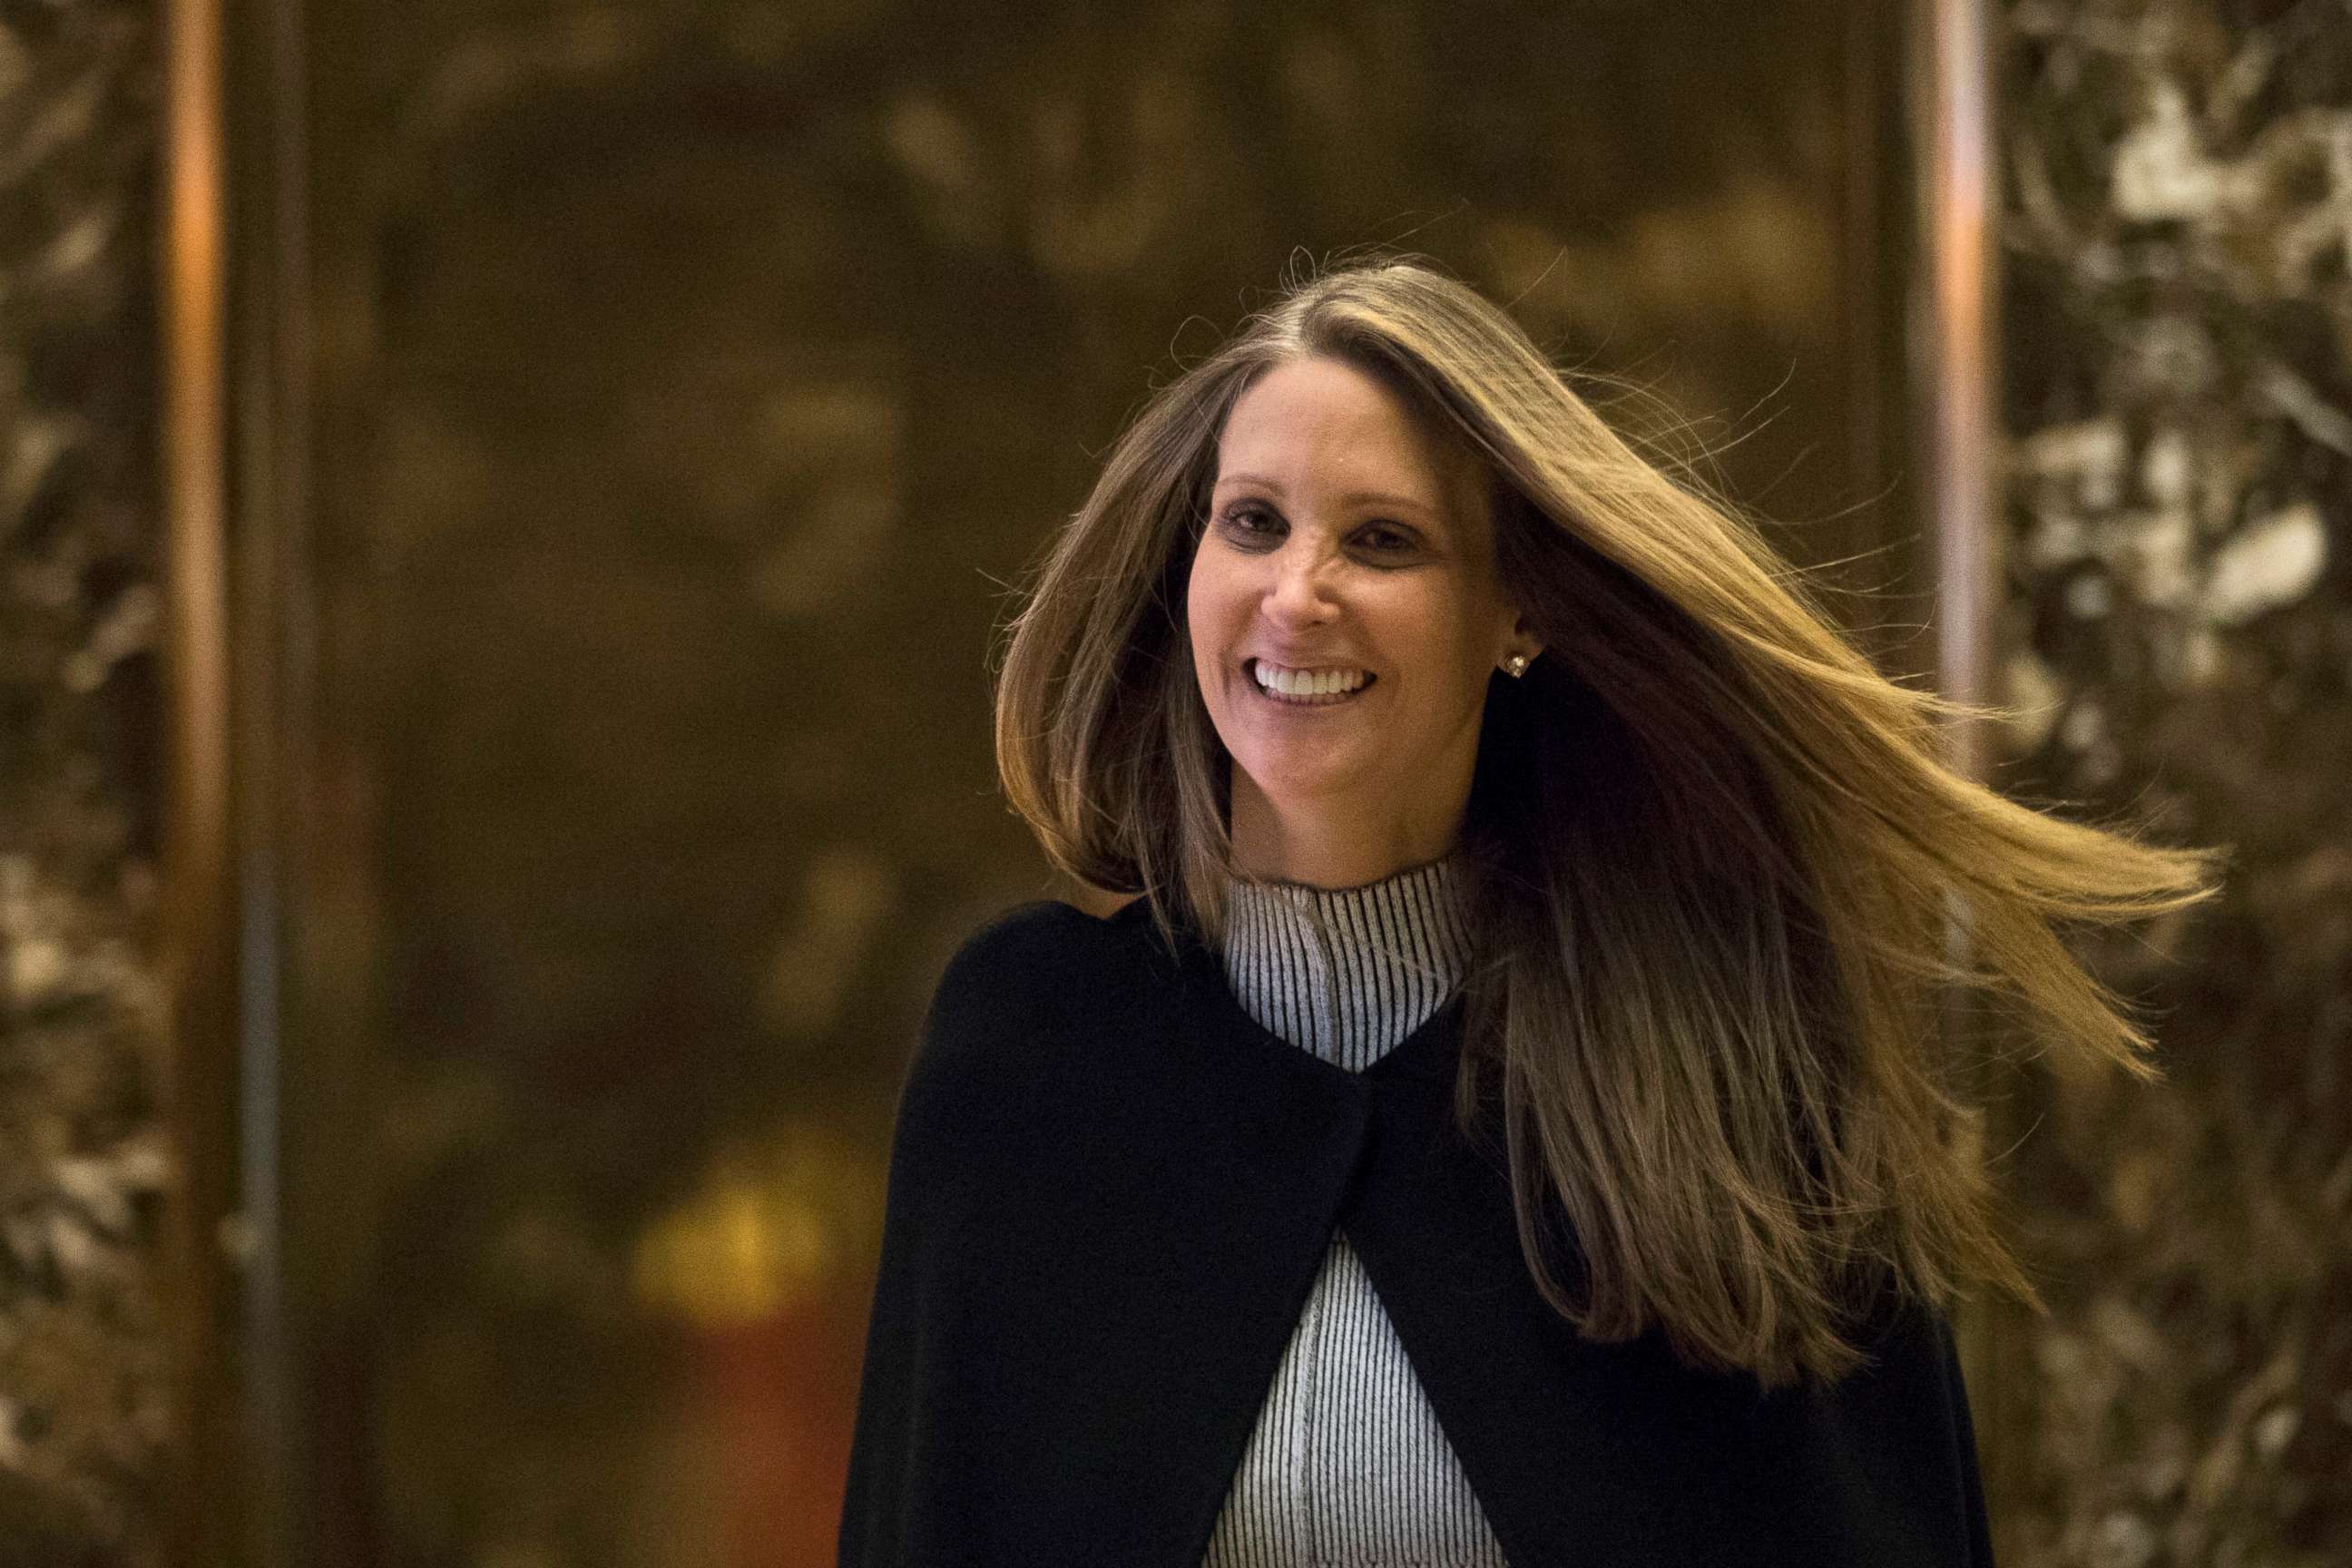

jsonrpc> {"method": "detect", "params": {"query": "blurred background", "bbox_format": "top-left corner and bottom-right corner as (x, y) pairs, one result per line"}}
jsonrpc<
(1, 0), (2345, 1563)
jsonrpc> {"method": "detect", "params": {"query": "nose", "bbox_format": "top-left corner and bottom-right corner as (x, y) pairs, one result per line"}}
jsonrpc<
(1264, 538), (1338, 628)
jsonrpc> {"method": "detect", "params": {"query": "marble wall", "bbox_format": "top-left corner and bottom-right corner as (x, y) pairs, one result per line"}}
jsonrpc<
(1997, 0), (2350, 1562)
(0, 0), (171, 1563)
(3, 0), (2345, 1562)
(276, 5), (1895, 1563)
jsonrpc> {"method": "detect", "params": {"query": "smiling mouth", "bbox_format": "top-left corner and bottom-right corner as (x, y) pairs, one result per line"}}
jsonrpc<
(1245, 659), (1377, 706)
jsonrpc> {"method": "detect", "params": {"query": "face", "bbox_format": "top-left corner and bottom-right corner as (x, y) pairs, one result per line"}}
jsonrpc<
(1188, 355), (1534, 868)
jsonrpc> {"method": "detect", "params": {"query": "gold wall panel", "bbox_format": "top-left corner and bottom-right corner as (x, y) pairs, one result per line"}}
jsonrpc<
(173, 2), (1916, 1560)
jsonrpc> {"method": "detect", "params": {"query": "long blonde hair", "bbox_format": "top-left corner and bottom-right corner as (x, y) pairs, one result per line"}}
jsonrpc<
(992, 257), (2223, 1387)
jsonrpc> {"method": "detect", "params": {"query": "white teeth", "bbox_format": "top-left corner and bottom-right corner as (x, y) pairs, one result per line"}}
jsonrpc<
(1251, 661), (1370, 697)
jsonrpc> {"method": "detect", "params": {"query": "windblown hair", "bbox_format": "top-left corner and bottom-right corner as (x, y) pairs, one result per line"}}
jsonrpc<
(992, 257), (2223, 1387)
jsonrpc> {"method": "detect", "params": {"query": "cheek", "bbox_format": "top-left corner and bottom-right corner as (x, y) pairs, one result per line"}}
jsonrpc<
(1389, 593), (1483, 679)
(1185, 552), (1242, 652)
(1183, 563), (1222, 694)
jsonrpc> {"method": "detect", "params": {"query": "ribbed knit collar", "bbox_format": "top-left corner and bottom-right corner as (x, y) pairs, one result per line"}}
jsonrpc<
(1217, 849), (1475, 1073)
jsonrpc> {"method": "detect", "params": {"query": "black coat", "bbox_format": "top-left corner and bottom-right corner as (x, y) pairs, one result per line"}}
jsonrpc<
(838, 895), (1997, 1567)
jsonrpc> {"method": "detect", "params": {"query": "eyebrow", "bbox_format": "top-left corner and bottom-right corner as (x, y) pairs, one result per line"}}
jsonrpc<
(1210, 473), (1444, 519)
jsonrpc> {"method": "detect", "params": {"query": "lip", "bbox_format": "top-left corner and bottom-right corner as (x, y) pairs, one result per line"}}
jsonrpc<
(1241, 658), (1378, 705)
(1243, 657), (1377, 680)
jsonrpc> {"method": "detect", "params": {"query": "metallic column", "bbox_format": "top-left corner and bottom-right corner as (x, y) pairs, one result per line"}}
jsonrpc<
(1909, 0), (2016, 1556)
(161, 0), (311, 1553)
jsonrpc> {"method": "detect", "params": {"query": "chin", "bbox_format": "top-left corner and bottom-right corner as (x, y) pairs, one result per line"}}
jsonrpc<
(1234, 763), (1367, 808)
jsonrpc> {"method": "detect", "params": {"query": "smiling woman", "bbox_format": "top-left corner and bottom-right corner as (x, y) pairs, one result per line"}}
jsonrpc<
(836, 258), (2222, 1568)
(1191, 355), (1541, 889)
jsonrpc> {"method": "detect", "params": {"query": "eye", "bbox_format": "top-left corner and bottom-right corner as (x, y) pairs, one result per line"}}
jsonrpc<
(1217, 502), (1281, 544)
(1211, 505), (1420, 560)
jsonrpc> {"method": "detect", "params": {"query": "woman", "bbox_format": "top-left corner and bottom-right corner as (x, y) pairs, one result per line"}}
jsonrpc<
(837, 260), (2220, 1567)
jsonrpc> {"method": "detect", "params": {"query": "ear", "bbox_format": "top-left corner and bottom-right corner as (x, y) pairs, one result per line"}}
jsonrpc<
(1504, 609), (1544, 664)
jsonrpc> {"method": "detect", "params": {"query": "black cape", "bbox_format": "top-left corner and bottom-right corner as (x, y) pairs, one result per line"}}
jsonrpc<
(838, 896), (1996, 1567)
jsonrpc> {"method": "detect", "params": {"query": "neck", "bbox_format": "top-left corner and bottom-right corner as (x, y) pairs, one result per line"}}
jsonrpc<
(1229, 776), (1467, 889)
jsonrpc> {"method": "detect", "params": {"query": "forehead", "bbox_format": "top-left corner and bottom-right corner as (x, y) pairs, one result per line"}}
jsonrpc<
(1214, 356), (1482, 511)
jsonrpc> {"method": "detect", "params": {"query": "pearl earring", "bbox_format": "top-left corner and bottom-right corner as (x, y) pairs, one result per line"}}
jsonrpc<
(1504, 654), (1530, 678)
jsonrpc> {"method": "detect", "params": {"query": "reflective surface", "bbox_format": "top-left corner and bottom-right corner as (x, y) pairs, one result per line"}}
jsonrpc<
(179, 2), (1916, 1562)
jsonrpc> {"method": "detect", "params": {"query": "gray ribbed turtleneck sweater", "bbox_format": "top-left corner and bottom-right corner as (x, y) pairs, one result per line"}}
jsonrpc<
(1200, 851), (1512, 1568)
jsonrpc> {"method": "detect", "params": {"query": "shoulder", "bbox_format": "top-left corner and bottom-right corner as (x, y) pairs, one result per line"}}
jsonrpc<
(925, 895), (1157, 1026)
(898, 895), (1167, 1143)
